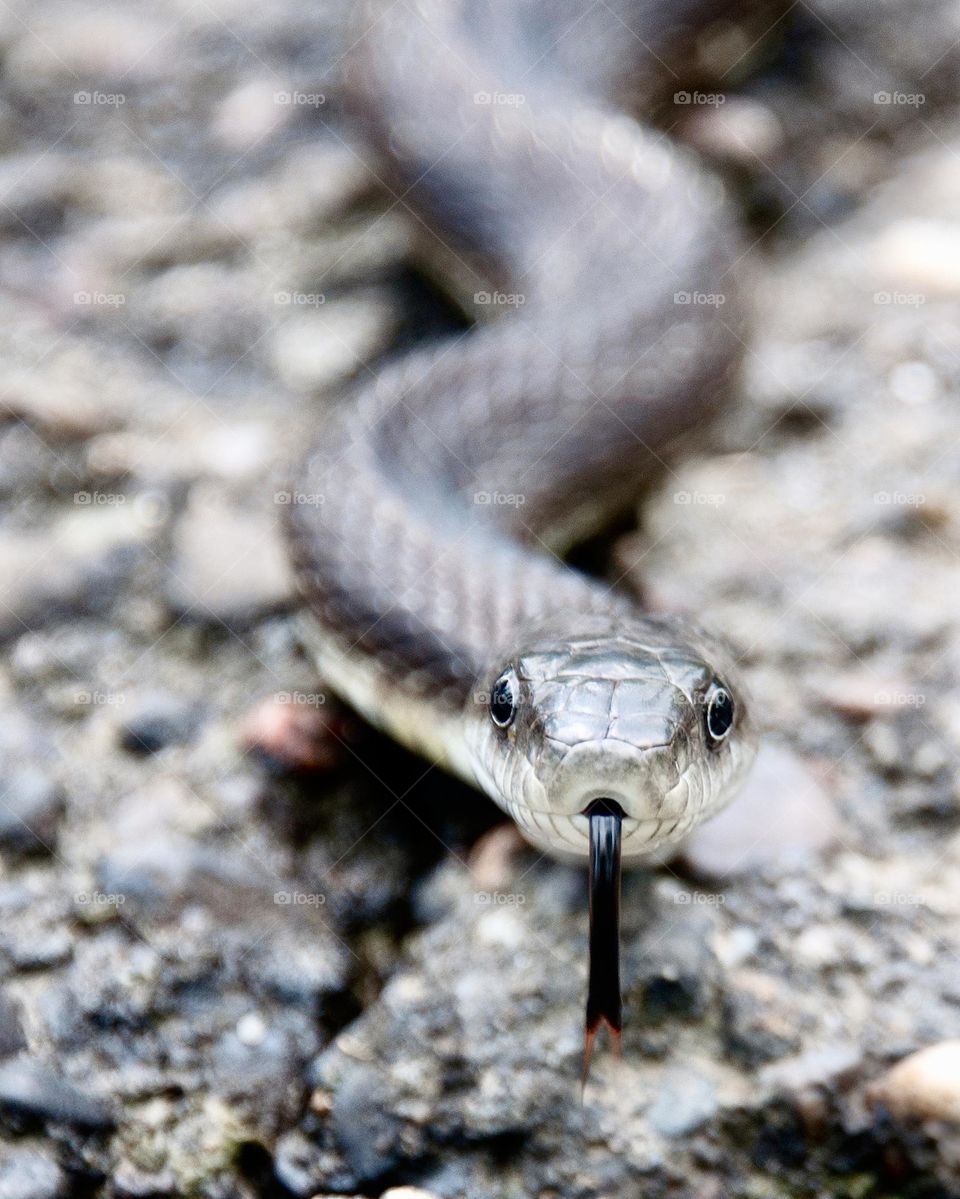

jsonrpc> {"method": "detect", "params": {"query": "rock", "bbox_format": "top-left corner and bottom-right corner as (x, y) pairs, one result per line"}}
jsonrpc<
(875, 218), (960, 296)
(95, 828), (210, 913)
(632, 913), (718, 1020)
(761, 1043), (863, 1097)
(0, 505), (150, 639)
(7, 930), (72, 972)
(0, 769), (65, 857)
(88, 423), (275, 491)
(0, 993), (26, 1058)
(209, 1020), (305, 1108)
(466, 824), (527, 893)
(270, 297), (398, 393)
(128, 263), (264, 362)
(117, 692), (202, 755)
(0, 155), (68, 239)
(246, 931), (350, 1009)
(382, 1189), (443, 1199)
(111, 1161), (178, 1198)
(681, 97), (784, 166)
(211, 78), (292, 151)
(0, 296), (165, 440)
(330, 1062), (406, 1187)
(681, 743), (842, 879)
(6, 9), (170, 86)
(70, 213), (240, 277)
(0, 1145), (66, 1199)
(65, 156), (184, 218)
(273, 1128), (352, 1197)
(723, 970), (804, 1067)
(0, 1059), (114, 1129)
(163, 486), (295, 627)
(240, 693), (352, 773)
(647, 1069), (718, 1138)
(870, 1041), (960, 1123)
(816, 672), (922, 721)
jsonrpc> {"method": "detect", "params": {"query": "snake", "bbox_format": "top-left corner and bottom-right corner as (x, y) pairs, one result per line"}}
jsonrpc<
(284, 0), (761, 1069)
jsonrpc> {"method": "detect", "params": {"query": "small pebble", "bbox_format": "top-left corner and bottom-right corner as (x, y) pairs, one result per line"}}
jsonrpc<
(240, 694), (348, 773)
(816, 672), (920, 721)
(270, 298), (397, 394)
(112, 1161), (177, 1198)
(0, 506), (147, 638)
(381, 1189), (443, 1199)
(681, 97), (784, 166)
(164, 487), (295, 627)
(211, 78), (291, 151)
(870, 1041), (960, 1123)
(117, 692), (201, 755)
(761, 1043), (862, 1096)
(236, 1011), (267, 1047)
(0, 769), (65, 858)
(876, 218), (960, 295)
(723, 970), (803, 1066)
(8, 930), (73, 972)
(0, 992), (26, 1058)
(0, 1059), (114, 1129)
(647, 1069), (717, 1137)
(0, 1145), (66, 1199)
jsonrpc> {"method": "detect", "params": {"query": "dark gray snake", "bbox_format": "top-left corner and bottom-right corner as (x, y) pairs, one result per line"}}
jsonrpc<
(285, 0), (760, 1066)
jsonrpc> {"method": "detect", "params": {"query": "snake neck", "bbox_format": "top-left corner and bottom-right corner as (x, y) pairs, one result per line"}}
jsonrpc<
(287, 0), (747, 729)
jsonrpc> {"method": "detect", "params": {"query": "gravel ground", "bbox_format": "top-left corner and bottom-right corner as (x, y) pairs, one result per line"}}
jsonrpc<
(2, 1), (960, 1196)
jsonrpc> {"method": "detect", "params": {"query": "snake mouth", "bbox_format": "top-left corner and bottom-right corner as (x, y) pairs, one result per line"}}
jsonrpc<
(582, 798), (623, 1088)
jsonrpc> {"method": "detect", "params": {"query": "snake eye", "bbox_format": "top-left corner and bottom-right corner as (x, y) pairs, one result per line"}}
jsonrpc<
(705, 682), (735, 746)
(489, 669), (518, 728)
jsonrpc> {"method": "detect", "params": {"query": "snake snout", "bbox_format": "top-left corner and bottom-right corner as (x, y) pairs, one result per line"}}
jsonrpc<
(545, 736), (685, 821)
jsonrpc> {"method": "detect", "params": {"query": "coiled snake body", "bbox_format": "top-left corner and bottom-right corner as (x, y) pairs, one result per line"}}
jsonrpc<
(286, 0), (759, 1059)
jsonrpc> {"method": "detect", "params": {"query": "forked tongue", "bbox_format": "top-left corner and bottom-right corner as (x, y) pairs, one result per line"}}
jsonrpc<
(582, 798), (623, 1089)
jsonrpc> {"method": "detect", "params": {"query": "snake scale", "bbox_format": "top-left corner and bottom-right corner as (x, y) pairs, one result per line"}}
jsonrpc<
(285, 0), (762, 1061)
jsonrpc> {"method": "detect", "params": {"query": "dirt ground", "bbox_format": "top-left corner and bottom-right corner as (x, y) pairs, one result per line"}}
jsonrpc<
(2, 0), (960, 1196)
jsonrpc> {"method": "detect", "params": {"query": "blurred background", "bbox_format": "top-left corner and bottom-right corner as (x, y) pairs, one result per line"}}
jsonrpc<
(2, 0), (960, 1195)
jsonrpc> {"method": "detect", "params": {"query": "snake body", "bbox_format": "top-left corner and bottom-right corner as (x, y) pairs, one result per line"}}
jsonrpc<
(286, 0), (758, 861)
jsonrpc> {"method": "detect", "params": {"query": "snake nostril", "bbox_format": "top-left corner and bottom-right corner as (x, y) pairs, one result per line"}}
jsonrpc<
(583, 798), (625, 820)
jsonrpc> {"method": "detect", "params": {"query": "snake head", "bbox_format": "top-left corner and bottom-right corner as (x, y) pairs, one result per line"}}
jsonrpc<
(466, 612), (756, 861)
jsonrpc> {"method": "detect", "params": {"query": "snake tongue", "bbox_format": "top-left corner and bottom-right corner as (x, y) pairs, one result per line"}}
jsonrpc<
(582, 799), (623, 1088)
